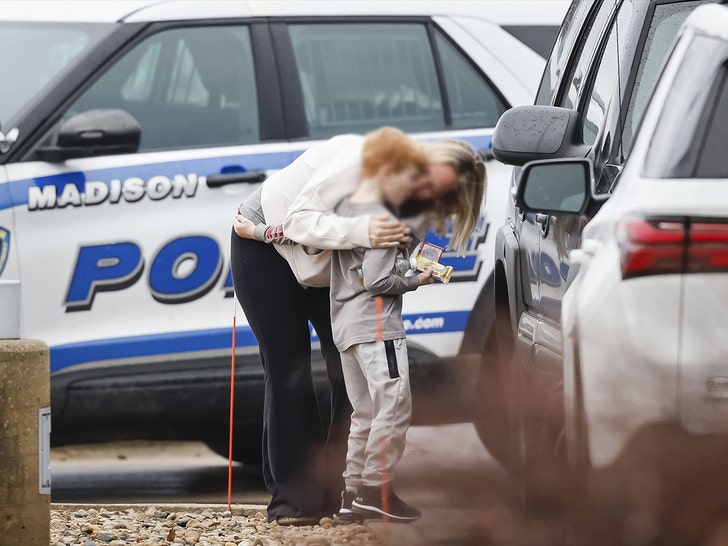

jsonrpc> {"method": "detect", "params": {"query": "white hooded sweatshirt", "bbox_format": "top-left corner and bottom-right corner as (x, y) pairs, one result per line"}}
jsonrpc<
(259, 134), (371, 287)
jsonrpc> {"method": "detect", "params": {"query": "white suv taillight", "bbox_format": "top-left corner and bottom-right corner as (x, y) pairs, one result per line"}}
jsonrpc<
(618, 217), (728, 279)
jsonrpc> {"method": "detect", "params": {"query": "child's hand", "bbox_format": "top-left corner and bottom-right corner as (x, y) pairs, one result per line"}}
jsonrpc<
(417, 267), (434, 286)
(233, 214), (256, 239)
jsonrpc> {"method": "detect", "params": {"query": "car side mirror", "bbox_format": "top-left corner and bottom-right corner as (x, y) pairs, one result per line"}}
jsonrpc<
(36, 109), (140, 162)
(0, 120), (19, 154)
(492, 105), (591, 166)
(516, 158), (591, 215)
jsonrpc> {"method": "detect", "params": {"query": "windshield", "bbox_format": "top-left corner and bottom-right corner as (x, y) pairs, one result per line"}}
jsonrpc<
(0, 22), (114, 128)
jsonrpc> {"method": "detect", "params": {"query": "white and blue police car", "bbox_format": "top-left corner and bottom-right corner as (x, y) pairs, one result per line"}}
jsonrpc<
(0, 0), (567, 460)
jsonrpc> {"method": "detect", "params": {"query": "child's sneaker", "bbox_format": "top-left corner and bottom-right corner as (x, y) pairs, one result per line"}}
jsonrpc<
(351, 484), (421, 523)
(335, 488), (361, 522)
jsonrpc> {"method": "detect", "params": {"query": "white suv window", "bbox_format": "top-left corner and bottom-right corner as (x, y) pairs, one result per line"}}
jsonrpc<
(64, 25), (259, 151)
(696, 66), (728, 178)
(644, 35), (728, 178)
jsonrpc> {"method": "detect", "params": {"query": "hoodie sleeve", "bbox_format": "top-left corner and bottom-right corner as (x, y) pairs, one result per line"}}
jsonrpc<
(282, 139), (373, 250)
(361, 247), (420, 295)
(253, 223), (295, 245)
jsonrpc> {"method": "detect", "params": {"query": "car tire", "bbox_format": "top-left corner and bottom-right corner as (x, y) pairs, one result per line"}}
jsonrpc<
(204, 425), (262, 466)
(514, 363), (568, 507)
(473, 325), (512, 468)
(496, 308), (568, 507)
(472, 277), (516, 469)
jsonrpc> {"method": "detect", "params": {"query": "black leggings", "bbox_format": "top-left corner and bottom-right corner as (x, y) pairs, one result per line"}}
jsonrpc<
(230, 231), (350, 520)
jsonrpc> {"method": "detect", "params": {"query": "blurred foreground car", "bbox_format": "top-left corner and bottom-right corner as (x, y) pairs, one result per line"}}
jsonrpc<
(0, 0), (567, 461)
(486, 0), (720, 495)
(518, 2), (728, 472)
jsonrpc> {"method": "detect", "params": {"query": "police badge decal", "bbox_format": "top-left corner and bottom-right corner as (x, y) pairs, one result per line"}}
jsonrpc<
(0, 227), (10, 276)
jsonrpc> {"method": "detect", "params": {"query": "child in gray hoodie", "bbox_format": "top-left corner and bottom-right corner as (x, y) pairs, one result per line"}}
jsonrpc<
(329, 127), (433, 523)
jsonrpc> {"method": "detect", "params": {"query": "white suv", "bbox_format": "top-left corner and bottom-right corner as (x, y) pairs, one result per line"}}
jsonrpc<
(0, 0), (567, 460)
(516, 2), (728, 471)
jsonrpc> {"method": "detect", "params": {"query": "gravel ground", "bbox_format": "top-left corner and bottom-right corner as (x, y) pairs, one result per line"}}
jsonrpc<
(50, 506), (383, 546)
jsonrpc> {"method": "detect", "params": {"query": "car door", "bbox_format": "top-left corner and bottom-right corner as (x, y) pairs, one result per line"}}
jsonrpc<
(537, 0), (632, 353)
(526, 0), (709, 371)
(7, 21), (296, 373)
(515, 0), (618, 372)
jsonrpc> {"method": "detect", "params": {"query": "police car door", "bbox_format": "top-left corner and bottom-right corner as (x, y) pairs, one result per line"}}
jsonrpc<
(6, 21), (294, 373)
(272, 17), (510, 360)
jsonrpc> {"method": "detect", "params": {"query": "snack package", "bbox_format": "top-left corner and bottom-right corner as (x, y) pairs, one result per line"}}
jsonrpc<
(409, 242), (453, 284)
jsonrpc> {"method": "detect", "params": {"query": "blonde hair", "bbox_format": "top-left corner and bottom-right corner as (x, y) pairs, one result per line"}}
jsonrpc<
(421, 140), (486, 255)
(362, 127), (428, 178)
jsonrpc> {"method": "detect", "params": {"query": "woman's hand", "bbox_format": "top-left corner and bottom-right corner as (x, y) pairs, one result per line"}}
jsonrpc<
(234, 214), (256, 239)
(417, 267), (434, 286)
(369, 214), (412, 249)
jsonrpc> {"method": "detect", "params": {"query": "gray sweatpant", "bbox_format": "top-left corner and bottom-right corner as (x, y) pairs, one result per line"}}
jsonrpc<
(340, 338), (411, 490)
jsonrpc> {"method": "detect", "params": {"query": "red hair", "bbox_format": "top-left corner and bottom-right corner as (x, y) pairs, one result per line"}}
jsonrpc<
(361, 127), (427, 178)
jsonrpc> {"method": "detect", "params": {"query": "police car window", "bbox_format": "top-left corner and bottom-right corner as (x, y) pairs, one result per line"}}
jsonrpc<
(580, 1), (632, 146)
(288, 23), (444, 138)
(0, 22), (112, 128)
(558, 0), (613, 110)
(502, 25), (560, 59)
(622, 1), (710, 156)
(64, 26), (259, 151)
(434, 32), (507, 128)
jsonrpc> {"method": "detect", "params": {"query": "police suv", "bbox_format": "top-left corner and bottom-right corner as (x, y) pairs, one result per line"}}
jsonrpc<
(0, 0), (567, 460)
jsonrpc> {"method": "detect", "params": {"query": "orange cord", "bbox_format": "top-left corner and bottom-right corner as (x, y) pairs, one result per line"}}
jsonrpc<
(375, 296), (384, 343)
(227, 314), (237, 512)
(374, 297), (390, 524)
(380, 437), (390, 524)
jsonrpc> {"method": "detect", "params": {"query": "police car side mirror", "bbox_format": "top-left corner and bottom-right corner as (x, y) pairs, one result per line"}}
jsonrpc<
(492, 105), (591, 166)
(0, 123), (19, 154)
(36, 109), (140, 162)
(516, 158), (591, 215)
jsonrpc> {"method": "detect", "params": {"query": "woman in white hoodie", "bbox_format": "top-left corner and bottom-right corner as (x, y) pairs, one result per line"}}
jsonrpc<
(231, 129), (484, 525)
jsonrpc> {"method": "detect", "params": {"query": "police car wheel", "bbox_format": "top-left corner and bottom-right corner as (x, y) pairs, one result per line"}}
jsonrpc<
(204, 426), (262, 465)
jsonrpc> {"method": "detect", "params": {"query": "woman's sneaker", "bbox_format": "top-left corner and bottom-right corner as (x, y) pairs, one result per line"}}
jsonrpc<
(351, 484), (421, 523)
(335, 488), (361, 522)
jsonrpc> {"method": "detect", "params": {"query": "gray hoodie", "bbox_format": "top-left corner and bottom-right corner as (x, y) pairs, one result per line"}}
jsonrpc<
(330, 198), (420, 352)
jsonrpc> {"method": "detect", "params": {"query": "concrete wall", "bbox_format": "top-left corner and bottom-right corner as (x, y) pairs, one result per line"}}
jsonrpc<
(0, 339), (50, 545)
